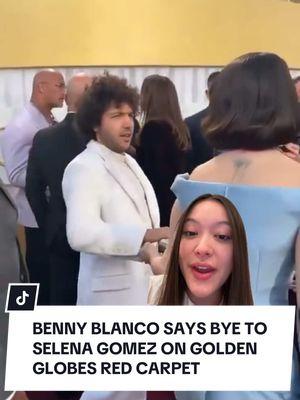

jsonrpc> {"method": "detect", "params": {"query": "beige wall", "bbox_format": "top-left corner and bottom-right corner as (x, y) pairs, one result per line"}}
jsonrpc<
(1, 0), (300, 68)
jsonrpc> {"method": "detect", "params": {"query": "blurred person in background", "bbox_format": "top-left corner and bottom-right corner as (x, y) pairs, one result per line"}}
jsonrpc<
(136, 74), (190, 226)
(293, 76), (300, 102)
(184, 71), (219, 170)
(2, 69), (65, 305)
(26, 73), (92, 305)
(293, 76), (300, 145)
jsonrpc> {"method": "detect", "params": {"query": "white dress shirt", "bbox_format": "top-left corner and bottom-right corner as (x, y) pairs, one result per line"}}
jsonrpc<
(1, 103), (50, 226)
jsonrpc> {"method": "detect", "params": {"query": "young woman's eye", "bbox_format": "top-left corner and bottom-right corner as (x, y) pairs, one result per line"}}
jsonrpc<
(182, 230), (198, 237)
(215, 234), (232, 241)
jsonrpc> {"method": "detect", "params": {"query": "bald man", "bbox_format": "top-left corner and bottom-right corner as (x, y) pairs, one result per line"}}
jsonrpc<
(26, 73), (93, 305)
(2, 69), (65, 305)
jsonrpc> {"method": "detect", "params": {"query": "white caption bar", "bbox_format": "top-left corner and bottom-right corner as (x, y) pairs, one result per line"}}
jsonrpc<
(5, 306), (294, 391)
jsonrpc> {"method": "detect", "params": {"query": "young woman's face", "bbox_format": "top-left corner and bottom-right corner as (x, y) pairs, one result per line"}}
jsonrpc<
(179, 199), (233, 305)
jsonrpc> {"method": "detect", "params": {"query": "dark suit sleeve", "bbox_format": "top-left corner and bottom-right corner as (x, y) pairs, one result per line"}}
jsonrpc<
(25, 132), (48, 229)
(185, 110), (214, 172)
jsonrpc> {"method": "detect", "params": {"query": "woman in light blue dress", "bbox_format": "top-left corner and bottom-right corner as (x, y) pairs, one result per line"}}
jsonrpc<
(162, 53), (300, 400)
(173, 177), (300, 400)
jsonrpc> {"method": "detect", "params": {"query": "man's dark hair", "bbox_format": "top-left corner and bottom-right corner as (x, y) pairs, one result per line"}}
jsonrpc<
(206, 71), (220, 98)
(76, 74), (139, 140)
(207, 71), (220, 89)
(203, 52), (299, 150)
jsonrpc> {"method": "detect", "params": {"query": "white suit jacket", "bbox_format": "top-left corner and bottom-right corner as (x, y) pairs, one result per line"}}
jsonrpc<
(62, 140), (160, 306)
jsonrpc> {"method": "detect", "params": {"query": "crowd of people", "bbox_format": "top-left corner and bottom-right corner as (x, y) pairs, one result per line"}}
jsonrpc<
(0, 52), (300, 400)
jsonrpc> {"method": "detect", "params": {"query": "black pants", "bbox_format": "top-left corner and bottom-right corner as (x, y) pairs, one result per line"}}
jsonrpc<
(25, 227), (50, 305)
(49, 236), (80, 305)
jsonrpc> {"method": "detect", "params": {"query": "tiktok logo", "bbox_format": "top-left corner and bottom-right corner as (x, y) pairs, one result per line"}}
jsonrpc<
(5, 284), (39, 311)
(16, 290), (30, 306)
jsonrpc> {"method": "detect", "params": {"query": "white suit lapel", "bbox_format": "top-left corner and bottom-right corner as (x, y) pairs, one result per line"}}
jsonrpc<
(88, 141), (160, 228)
(105, 156), (144, 213)
(125, 156), (160, 228)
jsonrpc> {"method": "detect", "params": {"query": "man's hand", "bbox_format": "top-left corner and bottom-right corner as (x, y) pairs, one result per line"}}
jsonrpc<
(139, 242), (159, 264)
(139, 242), (166, 274)
(143, 227), (170, 244)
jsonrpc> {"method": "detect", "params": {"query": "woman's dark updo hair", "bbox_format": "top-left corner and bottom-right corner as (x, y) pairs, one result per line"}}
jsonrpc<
(203, 52), (299, 150)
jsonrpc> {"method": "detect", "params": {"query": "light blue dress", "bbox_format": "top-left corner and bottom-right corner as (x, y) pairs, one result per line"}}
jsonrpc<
(172, 174), (300, 400)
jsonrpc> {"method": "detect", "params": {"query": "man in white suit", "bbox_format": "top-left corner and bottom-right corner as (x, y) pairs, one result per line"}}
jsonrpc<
(63, 74), (169, 307)
(62, 76), (168, 400)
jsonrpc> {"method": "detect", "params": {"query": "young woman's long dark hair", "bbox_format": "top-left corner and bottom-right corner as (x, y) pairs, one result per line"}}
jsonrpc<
(158, 194), (253, 306)
(140, 74), (190, 150)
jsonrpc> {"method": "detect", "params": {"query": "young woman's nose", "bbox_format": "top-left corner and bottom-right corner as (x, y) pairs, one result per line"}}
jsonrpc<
(193, 235), (213, 257)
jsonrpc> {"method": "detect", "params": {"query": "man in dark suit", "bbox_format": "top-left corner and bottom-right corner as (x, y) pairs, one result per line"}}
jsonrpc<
(293, 76), (300, 145)
(185, 71), (220, 172)
(294, 76), (300, 102)
(26, 73), (92, 305)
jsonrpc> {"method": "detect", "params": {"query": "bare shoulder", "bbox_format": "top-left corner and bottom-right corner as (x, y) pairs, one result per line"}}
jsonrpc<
(190, 158), (216, 181)
(276, 152), (300, 186)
